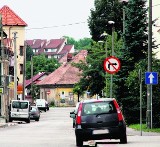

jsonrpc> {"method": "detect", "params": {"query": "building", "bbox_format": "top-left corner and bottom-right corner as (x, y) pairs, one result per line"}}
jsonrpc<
(25, 38), (74, 60)
(0, 5), (27, 96)
(152, 1), (160, 58)
(25, 72), (50, 102)
(36, 50), (88, 106)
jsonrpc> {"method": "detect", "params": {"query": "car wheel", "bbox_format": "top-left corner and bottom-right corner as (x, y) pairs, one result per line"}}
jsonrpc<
(120, 133), (127, 144)
(73, 122), (75, 128)
(9, 118), (12, 122)
(35, 118), (39, 121)
(76, 136), (83, 147)
(44, 109), (46, 112)
(26, 118), (30, 123)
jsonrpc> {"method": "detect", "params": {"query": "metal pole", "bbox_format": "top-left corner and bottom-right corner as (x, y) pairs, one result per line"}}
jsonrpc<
(147, 0), (152, 129)
(0, 15), (4, 116)
(123, 5), (126, 50)
(22, 43), (26, 100)
(31, 56), (33, 100)
(110, 25), (114, 98)
(139, 69), (142, 136)
(151, 85), (152, 129)
(13, 32), (18, 100)
(105, 37), (108, 97)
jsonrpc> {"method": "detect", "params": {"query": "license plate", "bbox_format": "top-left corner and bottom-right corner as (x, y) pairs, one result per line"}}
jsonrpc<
(93, 129), (109, 135)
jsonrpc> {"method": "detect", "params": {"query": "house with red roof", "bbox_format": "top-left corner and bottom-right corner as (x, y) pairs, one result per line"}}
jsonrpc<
(25, 37), (74, 63)
(0, 5), (27, 99)
(36, 50), (88, 106)
(0, 5), (27, 122)
(24, 72), (50, 102)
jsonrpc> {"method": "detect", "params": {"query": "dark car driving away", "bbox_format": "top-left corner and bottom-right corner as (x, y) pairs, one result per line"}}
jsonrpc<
(30, 106), (40, 121)
(71, 98), (127, 146)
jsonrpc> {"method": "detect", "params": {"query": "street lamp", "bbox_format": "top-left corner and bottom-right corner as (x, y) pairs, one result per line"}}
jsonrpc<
(119, 0), (128, 50)
(147, 0), (152, 129)
(99, 31), (108, 97)
(108, 21), (115, 98)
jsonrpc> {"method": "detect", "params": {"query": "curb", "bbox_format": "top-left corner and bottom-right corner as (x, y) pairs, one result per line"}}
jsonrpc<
(0, 123), (17, 128)
(0, 123), (7, 128)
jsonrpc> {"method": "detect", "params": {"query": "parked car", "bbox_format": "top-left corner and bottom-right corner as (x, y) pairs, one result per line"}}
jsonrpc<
(30, 106), (40, 121)
(70, 102), (80, 128)
(70, 98), (127, 146)
(9, 100), (31, 123)
(35, 99), (48, 112)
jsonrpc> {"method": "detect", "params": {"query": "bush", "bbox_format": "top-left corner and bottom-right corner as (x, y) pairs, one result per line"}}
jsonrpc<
(50, 101), (55, 107)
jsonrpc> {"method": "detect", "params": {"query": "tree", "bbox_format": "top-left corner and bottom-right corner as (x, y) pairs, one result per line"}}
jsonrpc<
(26, 54), (60, 79)
(26, 45), (34, 61)
(64, 36), (92, 50)
(88, 0), (123, 42)
(72, 33), (122, 97)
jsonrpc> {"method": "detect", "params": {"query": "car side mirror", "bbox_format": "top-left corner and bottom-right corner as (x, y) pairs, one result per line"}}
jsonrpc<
(70, 111), (76, 119)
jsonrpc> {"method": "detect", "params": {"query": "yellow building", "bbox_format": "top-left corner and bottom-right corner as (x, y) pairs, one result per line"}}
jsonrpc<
(0, 5), (27, 99)
(37, 50), (91, 106)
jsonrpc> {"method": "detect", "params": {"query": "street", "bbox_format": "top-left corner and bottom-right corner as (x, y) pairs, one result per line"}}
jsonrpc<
(0, 107), (160, 147)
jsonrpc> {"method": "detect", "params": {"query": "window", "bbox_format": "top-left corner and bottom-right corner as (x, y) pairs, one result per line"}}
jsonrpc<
(12, 101), (28, 109)
(20, 64), (23, 74)
(19, 46), (23, 56)
(45, 49), (48, 52)
(82, 101), (116, 115)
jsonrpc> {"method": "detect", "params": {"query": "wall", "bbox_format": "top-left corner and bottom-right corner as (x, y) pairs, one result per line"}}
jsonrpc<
(3, 26), (25, 84)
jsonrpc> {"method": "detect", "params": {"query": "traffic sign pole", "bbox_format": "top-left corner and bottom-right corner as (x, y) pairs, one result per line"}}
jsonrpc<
(104, 56), (121, 98)
(145, 71), (158, 129)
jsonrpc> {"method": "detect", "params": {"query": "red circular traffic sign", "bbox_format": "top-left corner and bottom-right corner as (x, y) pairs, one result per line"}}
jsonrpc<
(47, 90), (50, 95)
(103, 56), (121, 74)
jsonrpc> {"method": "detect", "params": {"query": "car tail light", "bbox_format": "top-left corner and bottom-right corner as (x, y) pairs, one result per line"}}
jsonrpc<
(76, 103), (83, 125)
(113, 99), (123, 121)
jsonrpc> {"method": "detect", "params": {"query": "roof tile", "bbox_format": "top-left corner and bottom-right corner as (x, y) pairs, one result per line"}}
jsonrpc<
(0, 5), (27, 26)
(37, 50), (87, 86)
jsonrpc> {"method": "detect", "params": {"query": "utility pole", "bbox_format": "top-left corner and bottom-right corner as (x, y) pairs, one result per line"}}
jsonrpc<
(31, 55), (33, 100)
(13, 32), (18, 100)
(108, 21), (115, 98)
(22, 42), (26, 100)
(100, 31), (108, 97)
(0, 14), (3, 117)
(147, 0), (152, 129)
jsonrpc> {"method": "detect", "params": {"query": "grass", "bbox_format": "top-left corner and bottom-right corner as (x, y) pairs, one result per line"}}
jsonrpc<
(129, 124), (160, 133)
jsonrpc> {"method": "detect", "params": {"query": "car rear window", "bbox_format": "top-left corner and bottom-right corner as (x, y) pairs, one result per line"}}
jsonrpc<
(12, 101), (28, 109)
(82, 101), (116, 116)
(31, 107), (37, 112)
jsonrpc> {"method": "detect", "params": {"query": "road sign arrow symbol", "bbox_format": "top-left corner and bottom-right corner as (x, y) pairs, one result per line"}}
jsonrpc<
(148, 73), (154, 84)
(108, 62), (117, 70)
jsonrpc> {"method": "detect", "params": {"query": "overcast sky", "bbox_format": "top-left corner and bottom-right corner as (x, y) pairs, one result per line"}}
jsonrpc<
(1, 0), (95, 40)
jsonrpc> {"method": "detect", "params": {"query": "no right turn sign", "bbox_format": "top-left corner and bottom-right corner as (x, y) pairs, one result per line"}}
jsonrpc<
(103, 56), (121, 74)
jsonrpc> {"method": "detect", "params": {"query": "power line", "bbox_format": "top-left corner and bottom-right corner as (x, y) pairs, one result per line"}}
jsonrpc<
(153, 4), (160, 7)
(26, 21), (87, 31)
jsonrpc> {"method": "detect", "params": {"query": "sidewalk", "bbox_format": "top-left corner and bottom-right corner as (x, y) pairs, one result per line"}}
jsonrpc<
(0, 122), (17, 128)
(127, 127), (160, 136)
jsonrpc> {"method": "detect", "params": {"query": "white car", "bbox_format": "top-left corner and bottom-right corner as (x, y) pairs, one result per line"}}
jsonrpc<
(9, 100), (31, 123)
(35, 99), (49, 112)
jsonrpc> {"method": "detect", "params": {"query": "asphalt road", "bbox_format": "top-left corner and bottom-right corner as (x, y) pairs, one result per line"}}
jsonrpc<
(0, 107), (160, 147)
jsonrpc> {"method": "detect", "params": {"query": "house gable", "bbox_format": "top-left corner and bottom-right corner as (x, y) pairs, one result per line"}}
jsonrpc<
(0, 5), (27, 26)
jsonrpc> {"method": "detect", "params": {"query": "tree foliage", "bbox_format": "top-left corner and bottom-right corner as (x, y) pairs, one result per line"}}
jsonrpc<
(64, 36), (92, 50)
(73, 33), (122, 97)
(26, 54), (60, 79)
(26, 45), (34, 61)
(75, 0), (160, 127)
(88, 0), (123, 41)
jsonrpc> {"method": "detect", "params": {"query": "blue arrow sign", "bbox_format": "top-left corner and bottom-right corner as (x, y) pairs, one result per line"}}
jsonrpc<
(145, 72), (158, 85)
